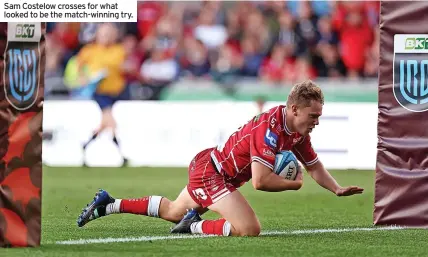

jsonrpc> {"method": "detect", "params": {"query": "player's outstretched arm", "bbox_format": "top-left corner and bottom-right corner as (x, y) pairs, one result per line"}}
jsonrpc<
(305, 161), (364, 197)
(251, 162), (303, 192)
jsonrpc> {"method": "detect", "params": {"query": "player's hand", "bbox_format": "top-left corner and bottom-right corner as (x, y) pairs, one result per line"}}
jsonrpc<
(295, 170), (303, 182)
(335, 186), (364, 197)
(293, 170), (303, 189)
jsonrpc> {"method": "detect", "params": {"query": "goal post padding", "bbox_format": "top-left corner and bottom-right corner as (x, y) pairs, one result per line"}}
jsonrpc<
(375, 1), (428, 227)
(0, 22), (44, 247)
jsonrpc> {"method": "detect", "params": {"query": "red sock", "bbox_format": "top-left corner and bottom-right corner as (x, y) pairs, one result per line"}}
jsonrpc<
(120, 197), (149, 215)
(201, 219), (230, 236)
(119, 196), (162, 217)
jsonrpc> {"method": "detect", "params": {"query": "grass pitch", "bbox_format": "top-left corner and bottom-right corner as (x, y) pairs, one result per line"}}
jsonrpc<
(3, 167), (427, 257)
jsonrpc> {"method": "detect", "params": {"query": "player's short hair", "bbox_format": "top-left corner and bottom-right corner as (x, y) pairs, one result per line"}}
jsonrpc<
(287, 80), (324, 108)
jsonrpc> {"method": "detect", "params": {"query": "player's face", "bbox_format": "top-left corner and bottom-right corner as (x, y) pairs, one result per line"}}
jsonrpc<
(293, 100), (323, 136)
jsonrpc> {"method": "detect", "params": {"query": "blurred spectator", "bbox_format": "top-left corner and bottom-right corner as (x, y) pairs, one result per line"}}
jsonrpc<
(210, 44), (243, 85)
(364, 27), (379, 78)
(225, 9), (241, 42)
(240, 36), (264, 77)
(136, 1), (167, 39)
(203, 1), (227, 25)
(314, 43), (347, 78)
(365, 1), (380, 28)
(287, 0), (332, 17)
(50, 23), (80, 53)
(317, 16), (339, 46)
(122, 35), (145, 84)
(78, 23), (99, 45)
(277, 10), (302, 56)
(141, 14), (181, 58)
(296, 1), (319, 54)
(180, 37), (211, 77)
(243, 9), (273, 55)
(139, 45), (179, 100)
(194, 7), (228, 50)
(260, 44), (292, 83)
(266, 1), (287, 16)
(333, 2), (374, 78)
(45, 1), (380, 99)
(289, 57), (317, 83)
(45, 34), (65, 77)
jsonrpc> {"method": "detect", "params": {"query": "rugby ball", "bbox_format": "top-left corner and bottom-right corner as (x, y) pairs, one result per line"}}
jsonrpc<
(273, 151), (300, 180)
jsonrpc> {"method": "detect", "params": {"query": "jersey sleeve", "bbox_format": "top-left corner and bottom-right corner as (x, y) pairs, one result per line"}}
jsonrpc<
(250, 118), (279, 170)
(292, 135), (319, 167)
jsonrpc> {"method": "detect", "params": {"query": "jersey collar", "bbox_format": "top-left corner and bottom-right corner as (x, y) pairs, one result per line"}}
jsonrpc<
(282, 107), (293, 136)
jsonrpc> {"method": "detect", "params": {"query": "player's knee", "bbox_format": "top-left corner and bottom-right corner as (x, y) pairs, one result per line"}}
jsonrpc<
(162, 203), (186, 223)
(105, 118), (116, 129)
(164, 212), (183, 223)
(236, 221), (261, 237)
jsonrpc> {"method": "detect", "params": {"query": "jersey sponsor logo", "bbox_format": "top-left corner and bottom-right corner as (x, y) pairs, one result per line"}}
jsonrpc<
(262, 148), (275, 158)
(264, 128), (278, 148)
(270, 118), (277, 128)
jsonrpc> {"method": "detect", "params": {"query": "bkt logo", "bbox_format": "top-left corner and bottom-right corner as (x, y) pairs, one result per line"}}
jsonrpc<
(5, 48), (38, 110)
(15, 24), (35, 38)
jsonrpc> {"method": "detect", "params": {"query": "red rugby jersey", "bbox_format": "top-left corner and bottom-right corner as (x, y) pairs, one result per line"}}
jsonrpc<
(210, 105), (318, 184)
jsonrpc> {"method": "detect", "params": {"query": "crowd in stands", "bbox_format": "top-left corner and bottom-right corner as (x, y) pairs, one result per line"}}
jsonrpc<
(45, 1), (379, 98)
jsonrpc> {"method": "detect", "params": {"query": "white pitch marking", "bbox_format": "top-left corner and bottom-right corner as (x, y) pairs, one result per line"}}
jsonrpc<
(52, 226), (407, 245)
(260, 226), (406, 236)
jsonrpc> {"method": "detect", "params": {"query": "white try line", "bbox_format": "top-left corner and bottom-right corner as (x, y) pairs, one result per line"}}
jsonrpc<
(52, 226), (407, 245)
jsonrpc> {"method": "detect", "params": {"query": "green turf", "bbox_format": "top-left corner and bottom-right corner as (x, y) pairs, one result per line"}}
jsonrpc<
(3, 167), (428, 256)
